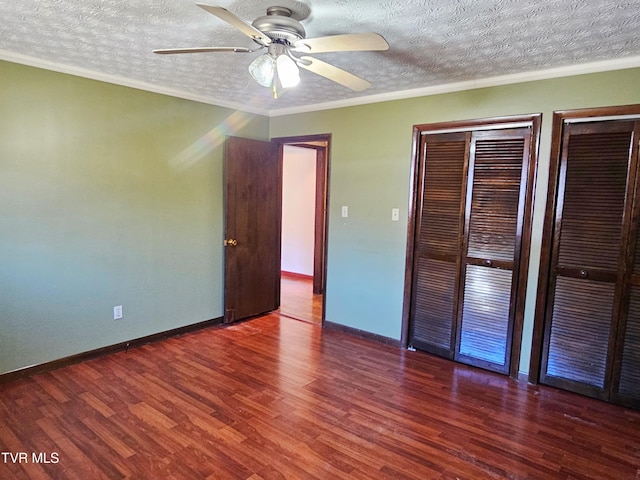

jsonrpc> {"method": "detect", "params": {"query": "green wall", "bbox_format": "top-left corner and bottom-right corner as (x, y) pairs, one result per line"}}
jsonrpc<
(3, 58), (640, 378)
(0, 60), (269, 375)
(269, 67), (640, 373)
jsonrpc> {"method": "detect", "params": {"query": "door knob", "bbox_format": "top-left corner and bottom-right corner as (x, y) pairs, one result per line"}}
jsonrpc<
(224, 239), (238, 247)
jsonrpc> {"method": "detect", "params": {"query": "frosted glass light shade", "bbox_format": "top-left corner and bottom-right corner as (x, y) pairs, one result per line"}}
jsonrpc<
(276, 55), (300, 88)
(249, 54), (275, 87)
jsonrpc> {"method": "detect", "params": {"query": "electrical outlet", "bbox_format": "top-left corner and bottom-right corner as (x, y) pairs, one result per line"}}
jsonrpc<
(113, 305), (123, 320)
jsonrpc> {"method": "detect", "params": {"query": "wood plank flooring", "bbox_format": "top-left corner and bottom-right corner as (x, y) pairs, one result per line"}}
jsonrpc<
(1, 313), (639, 479)
(278, 272), (323, 325)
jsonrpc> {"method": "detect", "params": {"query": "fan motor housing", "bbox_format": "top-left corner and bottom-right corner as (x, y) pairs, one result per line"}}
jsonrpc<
(252, 6), (305, 44)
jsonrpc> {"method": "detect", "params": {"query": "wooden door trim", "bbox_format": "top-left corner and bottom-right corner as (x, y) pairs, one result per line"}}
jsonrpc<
(529, 104), (640, 384)
(273, 134), (331, 319)
(313, 147), (328, 294)
(283, 142), (328, 294)
(510, 118), (541, 377)
(403, 114), (541, 380)
(400, 126), (424, 348)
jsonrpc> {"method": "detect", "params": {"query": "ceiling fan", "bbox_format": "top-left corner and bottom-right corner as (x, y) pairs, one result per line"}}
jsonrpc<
(153, 3), (389, 97)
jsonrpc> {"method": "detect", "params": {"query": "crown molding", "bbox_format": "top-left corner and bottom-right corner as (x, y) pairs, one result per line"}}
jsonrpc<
(2, 49), (639, 119)
(268, 55), (640, 117)
(0, 49), (270, 116)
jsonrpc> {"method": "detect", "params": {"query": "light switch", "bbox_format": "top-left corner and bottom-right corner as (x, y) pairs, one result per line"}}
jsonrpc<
(341, 205), (349, 218)
(392, 208), (400, 221)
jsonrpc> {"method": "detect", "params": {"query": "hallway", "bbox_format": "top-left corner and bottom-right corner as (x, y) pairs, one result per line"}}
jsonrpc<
(278, 272), (323, 325)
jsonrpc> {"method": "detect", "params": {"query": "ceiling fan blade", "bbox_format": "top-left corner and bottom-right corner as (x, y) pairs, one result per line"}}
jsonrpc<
(298, 56), (371, 91)
(153, 47), (254, 54)
(293, 33), (389, 54)
(196, 4), (271, 45)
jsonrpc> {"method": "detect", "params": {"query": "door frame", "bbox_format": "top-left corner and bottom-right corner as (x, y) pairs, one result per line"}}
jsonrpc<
(401, 114), (541, 379)
(273, 134), (331, 316)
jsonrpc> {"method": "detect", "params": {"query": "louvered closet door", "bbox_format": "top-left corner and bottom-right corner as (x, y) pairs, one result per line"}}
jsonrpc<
(409, 126), (532, 374)
(541, 121), (636, 400)
(456, 129), (530, 373)
(612, 121), (640, 408)
(409, 132), (467, 358)
(615, 229), (640, 407)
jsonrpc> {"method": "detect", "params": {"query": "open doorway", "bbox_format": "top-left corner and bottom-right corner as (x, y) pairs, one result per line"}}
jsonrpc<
(274, 135), (330, 325)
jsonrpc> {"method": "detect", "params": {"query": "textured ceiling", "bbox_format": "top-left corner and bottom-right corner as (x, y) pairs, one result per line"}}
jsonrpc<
(1, 0), (640, 115)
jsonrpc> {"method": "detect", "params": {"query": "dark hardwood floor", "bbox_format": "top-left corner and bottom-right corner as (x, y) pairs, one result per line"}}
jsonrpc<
(1, 313), (639, 479)
(278, 272), (323, 325)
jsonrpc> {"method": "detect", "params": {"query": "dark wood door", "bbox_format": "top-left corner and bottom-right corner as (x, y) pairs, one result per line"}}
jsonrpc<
(409, 132), (468, 359)
(456, 129), (530, 373)
(224, 136), (281, 323)
(540, 119), (640, 405)
(613, 217), (640, 407)
(408, 117), (539, 377)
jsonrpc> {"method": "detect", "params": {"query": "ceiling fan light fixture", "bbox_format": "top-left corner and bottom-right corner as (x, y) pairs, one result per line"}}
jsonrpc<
(276, 54), (300, 88)
(156, 4), (388, 96)
(248, 54), (275, 87)
(249, 49), (300, 93)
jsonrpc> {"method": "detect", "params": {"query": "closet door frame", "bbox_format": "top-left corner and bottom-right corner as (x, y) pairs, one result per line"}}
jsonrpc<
(529, 104), (640, 385)
(402, 114), (541, 380)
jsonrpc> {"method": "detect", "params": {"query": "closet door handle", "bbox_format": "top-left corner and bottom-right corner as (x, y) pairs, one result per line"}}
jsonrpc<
(484, 259), (493, 267)
(579, 269), (588, 278)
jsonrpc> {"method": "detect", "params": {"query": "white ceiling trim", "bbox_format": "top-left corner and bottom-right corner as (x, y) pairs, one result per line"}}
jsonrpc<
(269, 55), (640, 117)
(0, 49), (270, 116)
(3, 48), (640, 119)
